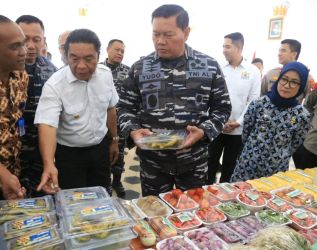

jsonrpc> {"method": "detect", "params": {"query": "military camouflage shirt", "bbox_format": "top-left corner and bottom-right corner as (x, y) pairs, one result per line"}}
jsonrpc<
(20, 56), (56, 167)
(104, 59), (130, 93)
(0, 71), (28, 176)
(117, 45), (231, 174)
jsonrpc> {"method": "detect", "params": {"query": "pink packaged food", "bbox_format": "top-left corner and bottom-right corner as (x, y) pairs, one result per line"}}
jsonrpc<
(225, 220), (256, 240)
(208, 223), (245, 244)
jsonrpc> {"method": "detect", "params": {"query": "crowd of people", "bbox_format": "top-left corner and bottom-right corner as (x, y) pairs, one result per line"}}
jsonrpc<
(0, 4), (316, 200)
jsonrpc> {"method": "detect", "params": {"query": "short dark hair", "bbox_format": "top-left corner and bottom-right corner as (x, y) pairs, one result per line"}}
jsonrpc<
(108, 39), (124, 48)
(252, 58), (263, 64)
(64, 29), (101, 56)
(0, 15), (12, 23)
(281, 39), (301, 60)
(224, 32), (244, 49)
(16, 15), (45, 31)
(152, 4), (189, 30)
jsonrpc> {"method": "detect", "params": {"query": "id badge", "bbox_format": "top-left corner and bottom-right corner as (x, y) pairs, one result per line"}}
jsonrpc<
(18, 117), (25, 136)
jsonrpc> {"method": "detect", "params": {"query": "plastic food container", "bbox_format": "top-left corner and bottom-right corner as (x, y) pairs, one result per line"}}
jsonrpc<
(217, 201), (250, 220)
(194, 207), (227, 225)
(287, 208), (317, 230)
(272, 186), (314, 207)
(204, 183), (240, 202)
(184, 227), (229, 250)
(133, 195), (173, 218)
(148, 216), (178, 240)
(160, 191), (198, 212)
(237, 216), (266, 232)
(135, 129), (187, 150)
(236, 191), (267, 213)
(6, 226), (64, 250)
(132, 219), (156, 247)
(225, 220), (257, 240)
(60, 198), (134, 238)
(232, 182), (253, 192)
(55, 186), (109, 207)
(119, 199), (146, 220)
(208, 223), (246, 244)
(185, 188), (220, 208)
(2, 212), (57, 240)
(156, 235), (197, 250)
(305, 201), (317, 215)
(167, 212), (202, 233)
(255, 209), (291, 226)
(298, 228), (317, 245)
(266, 197), (293, 212)
(65, 227), (137, 250)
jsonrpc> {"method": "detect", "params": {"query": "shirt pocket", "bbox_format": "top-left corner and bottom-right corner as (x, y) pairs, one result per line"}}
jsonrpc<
(63, 103), (86, 126)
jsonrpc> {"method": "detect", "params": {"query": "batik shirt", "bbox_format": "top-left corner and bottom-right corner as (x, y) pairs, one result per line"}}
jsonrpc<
(0, 71), (28, 176)
(117, 44), (231, 174)
(231, 95), (310, 182)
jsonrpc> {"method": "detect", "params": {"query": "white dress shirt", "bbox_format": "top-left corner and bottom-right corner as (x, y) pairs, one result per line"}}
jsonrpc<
(34, 64), (119, 147)
(222, 59), (261, 135)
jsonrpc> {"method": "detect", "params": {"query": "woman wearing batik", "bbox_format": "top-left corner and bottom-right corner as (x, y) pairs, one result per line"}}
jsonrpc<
(231, 62), (310, 181)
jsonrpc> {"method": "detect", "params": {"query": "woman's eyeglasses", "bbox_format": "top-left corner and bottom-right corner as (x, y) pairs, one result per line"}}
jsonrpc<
(279, 77), (301, 88)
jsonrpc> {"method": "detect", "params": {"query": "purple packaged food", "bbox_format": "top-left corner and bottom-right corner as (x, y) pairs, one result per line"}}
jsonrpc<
(237, 215), (266, 232)
(225, 220), (256, 239)
(208, 223), (245, 244)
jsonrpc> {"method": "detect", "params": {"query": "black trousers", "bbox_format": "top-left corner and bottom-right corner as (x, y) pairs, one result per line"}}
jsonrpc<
(207, 133), (242, 184)
(294, 144), (317, 169)
(55, 136), (112, 195)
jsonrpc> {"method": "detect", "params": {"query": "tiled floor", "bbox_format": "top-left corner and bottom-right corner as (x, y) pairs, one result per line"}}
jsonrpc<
(115, 147), (296, 200)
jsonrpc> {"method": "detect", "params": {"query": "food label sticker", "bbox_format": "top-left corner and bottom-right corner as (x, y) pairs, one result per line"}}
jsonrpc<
(162, 217), (174, 229)
(219, 183), (233, 193)
(177, 212), (192, 223)
(295, 170), (311, 178)
(246, 192), (259, 201)
(304, 184), (317, 193)
(20, 230), (52, 246)
(72, 192), (98, 201)
(15, 200), (37, 209)
(293, 211), (308, 220)
(272, 198), (286, 207)
(275, 173), (292, 182)
(286, 189), (302, 198)
(80, 205), (113, 216)
(258, 178), (273, 186)
(140, 220), (152, 233)
(19, 216), (45, 229)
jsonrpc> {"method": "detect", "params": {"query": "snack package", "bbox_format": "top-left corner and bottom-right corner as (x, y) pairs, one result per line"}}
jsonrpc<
(133, 195), (173, 218)
(160, 189), (198, 212)
(119, 199), (146, 220)
(135, 129), (187, 150)
(148, 216), (178, 240)
(133, 219), (156, 247)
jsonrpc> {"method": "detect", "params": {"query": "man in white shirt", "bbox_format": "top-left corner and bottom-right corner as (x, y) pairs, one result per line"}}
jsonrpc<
(34, 29), (119, 195)
(207, 32), (261, 183)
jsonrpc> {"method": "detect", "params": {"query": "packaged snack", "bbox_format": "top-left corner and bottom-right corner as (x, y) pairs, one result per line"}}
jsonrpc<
(185, 187), (220, 208)
(6, 226), (64, 250)
(133, 195), (172, 218)
(217, 201), (250, 220)
(160, 189), (198, 212)
(3, 213), (57, 239)
(194, 206), (226, 225)
(119, 199), (145, 220)
(133, 219), (156, 247)
(273, 186), (314, 207)
(255, 209), (290, 226)
(287, 208), (317, 230)
(167, 212), (201, 232)
(185, 227), (228, 250)
(135, 130), (186, 150)
(149, 216), (178, 240)
(156, 236), (197, 250)
(204, 183), (239, 202)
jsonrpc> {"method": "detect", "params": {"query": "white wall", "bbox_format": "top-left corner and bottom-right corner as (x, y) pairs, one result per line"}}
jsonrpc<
(3, 0), (317, 78)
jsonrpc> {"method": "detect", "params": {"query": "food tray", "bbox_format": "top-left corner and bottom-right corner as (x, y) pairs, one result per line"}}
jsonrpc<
(266, 197), (293, 212)
(208, 223), (246, 244)
(194, 207), (227, 225)
(135, 129), (187, 150)
(287, 208), (317, 231)
(203, 183), (240, 202)
(255, 209), (291, 226)
(148, 216), (178, 240)
(119, 199), (146, 220)
(225, 220), (257, 240)
(159, 191), (198, 212)
(167, 212), (202, 233)
(156, 235), (198, 250)
(217, 201), (250, 220)
(236, 191), (267, 213)
(237, 215), (266, 232)
(271, 186), (314, 207)
(185, 188), (220, 208)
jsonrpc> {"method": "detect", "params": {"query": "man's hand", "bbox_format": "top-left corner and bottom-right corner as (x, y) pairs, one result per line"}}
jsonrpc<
(223, 121), (240, 133)
(0, 168), (26, 199)
(37, 164), (59, 194)
(130, 128), (153, 143)
(109, 141), (119, 165)
(181, 125), (205, 149)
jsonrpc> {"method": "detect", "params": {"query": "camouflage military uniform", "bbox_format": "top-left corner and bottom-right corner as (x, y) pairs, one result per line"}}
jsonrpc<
(117, 45), (231, 196)
(20, 56), (56, 197)
(104, 59), (130, 175)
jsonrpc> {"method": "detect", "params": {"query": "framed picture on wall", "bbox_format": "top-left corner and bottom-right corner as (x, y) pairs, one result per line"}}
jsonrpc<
(268, 17), (283, 39)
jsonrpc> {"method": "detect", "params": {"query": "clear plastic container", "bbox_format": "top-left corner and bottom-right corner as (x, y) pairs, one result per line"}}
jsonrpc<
(159, 191), (198, 212)
(55, 186), (109, 207)
(60, 198), (134, 238)
(132, 195), (173, 218)
(185, 188), (220, 208)
(272, 186), (314, 207)
(225, 220), (257, 240)
(255, 209), (291, 226)
(6, 226), (64, 250)
(184, 227), (229, 250)
(135, 129), (187, 150)
(2, 212), (57, 240)
(132, 219), (156, 247)
(119, 199), (146, 220)
(237, 216), (266, 232)
(217, 201), (250, 220)
(65, 227), (137, 250)
(236, 191), (267, 213)
(0, 196), (54, 215)
(232, 182), (253, 192)
(266, 197), (294, 213)
(204, 183), (240, 202)
(208, 223), (246, 244)
(287, 208), (317, 230)
(156, 235), (198, 250)
(167, 212), (202, 233)
(194, 207), (227, 225)
(148, 216), (178, 240)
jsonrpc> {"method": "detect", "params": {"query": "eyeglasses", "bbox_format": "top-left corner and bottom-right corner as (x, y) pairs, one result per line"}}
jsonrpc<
(279, 77), (301, 88)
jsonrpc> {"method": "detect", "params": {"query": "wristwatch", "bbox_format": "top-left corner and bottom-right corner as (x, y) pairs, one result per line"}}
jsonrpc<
(112, 136), (120, 142)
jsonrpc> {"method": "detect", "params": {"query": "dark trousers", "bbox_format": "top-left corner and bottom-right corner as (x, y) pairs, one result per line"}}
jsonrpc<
(55, 136), (112, 195)
(294, 144), (317, 169)
(208, 133), (242, 184)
